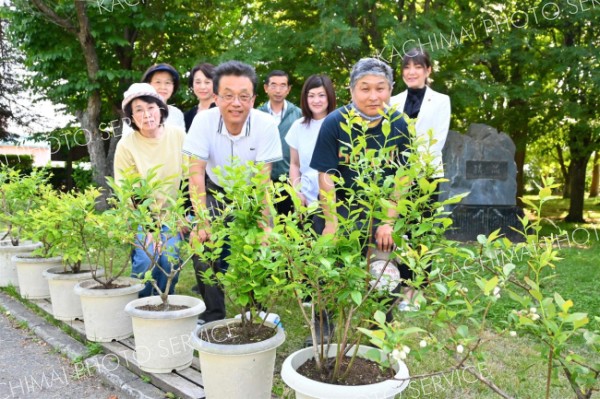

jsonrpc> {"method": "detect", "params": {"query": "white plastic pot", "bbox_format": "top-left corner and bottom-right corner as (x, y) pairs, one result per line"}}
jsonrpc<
(12, 254), (62, 299)
(43, 266), (103, 321)
(281, 344), (410, 399)
(191, 318), (286, 399)
(0, 241), (41, 287)
(74, 277), (144, 342)
(124, 295), (205, 373)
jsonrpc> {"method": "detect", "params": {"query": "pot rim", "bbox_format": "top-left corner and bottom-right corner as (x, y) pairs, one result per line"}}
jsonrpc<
(74, 277), (144, 297)
(280, 344), (410, 397)
(0, 241), (41, 252)
(125, 294), (206, 320)
(192, 318), (286, 356)
(11, 255), (63, 264)
(43, 266), (104, 280)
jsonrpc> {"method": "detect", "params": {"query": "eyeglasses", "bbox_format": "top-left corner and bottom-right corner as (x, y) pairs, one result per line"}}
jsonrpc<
(150, 79), (174, 87)
(217, 93), (254, 103)
(132, 104), (161, 115)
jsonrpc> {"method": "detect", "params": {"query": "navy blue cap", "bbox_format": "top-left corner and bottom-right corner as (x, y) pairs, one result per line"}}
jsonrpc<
(141, 63), (180, 95)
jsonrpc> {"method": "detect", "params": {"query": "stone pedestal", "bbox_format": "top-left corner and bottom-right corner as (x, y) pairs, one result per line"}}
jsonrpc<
(445, 205), (525, 242)
(440, 124), (525, 242)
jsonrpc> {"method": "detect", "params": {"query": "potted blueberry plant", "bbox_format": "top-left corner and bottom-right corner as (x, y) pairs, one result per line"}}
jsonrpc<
(276, 109), (462, 398)
(38, 188), (105, 320)
(116, 168), (206, 373)
(73, 185), (144, 342)
(0, 166), (47, 287)
(189, 162), (287, 399)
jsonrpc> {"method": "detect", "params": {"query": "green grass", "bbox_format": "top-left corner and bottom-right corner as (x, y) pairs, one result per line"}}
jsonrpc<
(522, 195), (600, 224)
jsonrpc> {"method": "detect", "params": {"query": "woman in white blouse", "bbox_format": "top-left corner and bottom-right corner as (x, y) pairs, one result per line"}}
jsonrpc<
(391, 48), (451, 311)
(391, 48), (451, 179)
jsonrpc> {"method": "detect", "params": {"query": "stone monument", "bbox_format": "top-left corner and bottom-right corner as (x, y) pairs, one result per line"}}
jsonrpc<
(439, 124), (525, 242)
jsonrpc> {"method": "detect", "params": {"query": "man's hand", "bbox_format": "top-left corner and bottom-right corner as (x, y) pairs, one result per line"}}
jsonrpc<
(375, 223), (394, 252)
(189, 225), (210, 246)
(322, 221), (337, 237)
(298, 192), (308, 207)
(260, 225), (272, 246)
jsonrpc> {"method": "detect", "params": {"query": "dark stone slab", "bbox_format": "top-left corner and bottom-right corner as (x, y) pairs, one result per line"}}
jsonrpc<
(466, 161), (508, 180)
(439, 124), (517, 206)
(445, 205), (525, 242)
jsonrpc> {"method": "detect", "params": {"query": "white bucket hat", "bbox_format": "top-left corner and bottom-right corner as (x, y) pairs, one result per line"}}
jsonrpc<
(121, 83), (166, 112)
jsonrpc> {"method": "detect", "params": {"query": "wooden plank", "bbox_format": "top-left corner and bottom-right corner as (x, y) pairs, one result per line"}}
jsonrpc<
(102, 341), (138, 369)
(119, 336), (136, 349)
(150, 372), (205, 399)
(103, 340), (205, 399)
(191, 356), (201, 371)
(176, 367), (204, 387)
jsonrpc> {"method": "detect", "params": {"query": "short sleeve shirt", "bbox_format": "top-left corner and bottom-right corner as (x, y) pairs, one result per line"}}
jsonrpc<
(309, 105), (410, 201)
(182, 108), (283, 186)
(113, 125), (186, 209)
(285, 118), (324, 204)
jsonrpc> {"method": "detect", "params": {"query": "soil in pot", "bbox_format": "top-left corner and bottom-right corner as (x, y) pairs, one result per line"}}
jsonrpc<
(200, 323), (277, 345)
(51, 269), (91, 275)
(89, 281), (132, 289)
(136, 303), (189, 311)
(297, 356), (393, 385)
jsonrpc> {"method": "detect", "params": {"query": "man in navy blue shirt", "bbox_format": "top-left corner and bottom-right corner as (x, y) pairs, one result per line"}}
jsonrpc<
(307, 58), (410, 343)
(310, 57), (410, 250)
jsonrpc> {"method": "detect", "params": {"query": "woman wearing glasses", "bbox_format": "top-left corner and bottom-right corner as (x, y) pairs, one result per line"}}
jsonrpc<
(122, 64), (186, 136)
(114, 83), (187, 297)
(183, 61), (282, 322)
(142, 63), (186, 131)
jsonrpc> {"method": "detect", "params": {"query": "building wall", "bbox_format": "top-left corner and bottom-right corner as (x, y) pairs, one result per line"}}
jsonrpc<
(0, 145), (51, 167)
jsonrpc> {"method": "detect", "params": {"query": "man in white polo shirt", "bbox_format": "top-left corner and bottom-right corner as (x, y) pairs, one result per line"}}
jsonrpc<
(183, 60), (282, 322)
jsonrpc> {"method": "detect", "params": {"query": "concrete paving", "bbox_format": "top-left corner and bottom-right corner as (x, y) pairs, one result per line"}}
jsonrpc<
(0, 292), (166, 399)
(0, 309), (119, 398)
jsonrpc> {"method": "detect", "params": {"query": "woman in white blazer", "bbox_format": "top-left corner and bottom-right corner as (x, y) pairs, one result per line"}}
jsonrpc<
(390, 48), (451, 311)
(390, 48), (451, 179)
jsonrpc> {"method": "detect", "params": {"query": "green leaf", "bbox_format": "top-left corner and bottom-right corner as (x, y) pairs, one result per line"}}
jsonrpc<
(487, 229), (501, 243)
(364, 348), (382, 363)
(484, 276), (499, 295)
(434, 283), (448, 296)
(457, 325), (469, 338)
(529, 289), (543, 302)
(351, 291), (362, 306)
(565, 313), (589, 328)
(524, 276), (539, 291)
(539, 187), (552, 201)
(503, 263), (516, 277)
(373, 310), (387, 325)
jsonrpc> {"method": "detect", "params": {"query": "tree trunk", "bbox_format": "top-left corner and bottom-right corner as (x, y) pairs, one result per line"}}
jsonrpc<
(565, 154), (591, 223)
(30, 0), (108, 206)
(555, 145), (570, 198)
(589, 152), (599, 198)
(515, 149), (525, 206)
(65, 150), (73, 191)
